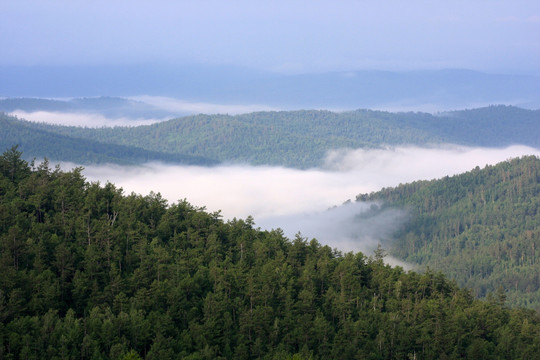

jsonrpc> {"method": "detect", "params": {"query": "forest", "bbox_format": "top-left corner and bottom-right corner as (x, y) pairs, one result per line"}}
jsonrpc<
(357, 156), (540, 309)
(0, 113), (217, 166)
(2, 105), (539, 168)
(1, 146), (539, 359)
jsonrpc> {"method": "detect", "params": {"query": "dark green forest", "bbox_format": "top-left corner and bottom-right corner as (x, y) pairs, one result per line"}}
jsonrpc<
(2, 105), (539, 168)
(357, 156), (540, 309)
(1, 146), (540, 359)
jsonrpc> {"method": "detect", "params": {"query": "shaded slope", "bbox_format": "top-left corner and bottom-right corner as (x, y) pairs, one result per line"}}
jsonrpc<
(0, 113), (217, 165)
(357, 156), (540, 308)
(438, 106), (540, 146)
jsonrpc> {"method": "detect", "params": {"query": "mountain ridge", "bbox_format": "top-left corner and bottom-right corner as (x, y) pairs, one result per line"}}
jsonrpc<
(2, 66), (539, 109)
(0, 113), (218, 166)
(2, 105), (538, 168)
(357, 155), (540, 308)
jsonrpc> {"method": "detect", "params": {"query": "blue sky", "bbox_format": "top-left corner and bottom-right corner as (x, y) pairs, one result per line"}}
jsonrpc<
(1, 0), (539, 75)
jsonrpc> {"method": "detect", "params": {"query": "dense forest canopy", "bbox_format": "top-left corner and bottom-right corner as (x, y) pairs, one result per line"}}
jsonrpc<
(1, 146), (539, 359)
(2, 105), (539, 168)
(357, 156), (540, 309)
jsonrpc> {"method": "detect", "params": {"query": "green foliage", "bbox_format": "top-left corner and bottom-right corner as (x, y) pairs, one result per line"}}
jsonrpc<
(4, 105), (539, 168)
(1, 148), (539, 359)
(358, 156), (540, 309)
(0, 112), (217, 166)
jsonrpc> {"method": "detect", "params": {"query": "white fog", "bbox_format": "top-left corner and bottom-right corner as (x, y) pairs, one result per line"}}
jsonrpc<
(59, 145), (540, 258)
(8, 97), (280, 128)
(10, 110), (166, 128)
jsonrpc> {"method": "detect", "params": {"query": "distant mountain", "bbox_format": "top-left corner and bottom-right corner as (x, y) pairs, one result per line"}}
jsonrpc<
(0, 96), (180, 119)
(357, 156), (540, 309)
(1, 65), (539, 110)
(10, 105), (540, 168)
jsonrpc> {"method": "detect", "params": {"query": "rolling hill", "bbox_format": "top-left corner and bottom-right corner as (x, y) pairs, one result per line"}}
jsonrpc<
(357, 156), (540, 309)
(3, 105), (539, 168)
(0, 113), (217, 166)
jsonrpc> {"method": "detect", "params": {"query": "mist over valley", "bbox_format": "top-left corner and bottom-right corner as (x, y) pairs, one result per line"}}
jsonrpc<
(71, 145), (540, 255)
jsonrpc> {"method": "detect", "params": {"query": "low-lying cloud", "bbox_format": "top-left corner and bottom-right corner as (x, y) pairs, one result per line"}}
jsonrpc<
(257, 201), (411, 266)
(9, 97), (280, 127)
(63, 145), (540, 257)
(77, 162), (360, 220)
(323, 145), (540, 184)
(10, 110), (166, 127)
(129, 96), (278, 115)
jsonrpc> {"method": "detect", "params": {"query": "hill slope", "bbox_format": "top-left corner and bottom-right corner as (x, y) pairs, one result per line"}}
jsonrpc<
(12, 105), (540, 168)
(357, 156), (540, 308)
(1, 147), (539, 359)
(0, 113), (218, 165)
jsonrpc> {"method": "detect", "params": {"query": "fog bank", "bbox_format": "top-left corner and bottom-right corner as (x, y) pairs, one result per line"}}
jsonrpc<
(10, 110), (165, 127)
(68, 145), (540, 255)
(9, 97), (281, 127)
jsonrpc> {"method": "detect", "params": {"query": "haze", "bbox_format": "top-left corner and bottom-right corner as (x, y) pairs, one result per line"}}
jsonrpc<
(1, 1), (538, 75)
(7, 97), (279, 128)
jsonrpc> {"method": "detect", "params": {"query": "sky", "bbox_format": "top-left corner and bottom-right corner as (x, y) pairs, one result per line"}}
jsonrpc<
(1, 0), (539, 75)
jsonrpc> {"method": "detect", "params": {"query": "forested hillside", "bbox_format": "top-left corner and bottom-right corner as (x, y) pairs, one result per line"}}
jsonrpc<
(0, 113), (217, 166)
(6, 105), (539, 168)
(1, 147), (539, 359)
(357, 156), (540, 309)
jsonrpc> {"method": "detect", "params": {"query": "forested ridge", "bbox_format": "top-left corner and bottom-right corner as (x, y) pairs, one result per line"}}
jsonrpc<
(3, 105), (539, 168)
(357, 156), (540, 309)
(0, 113), (217, 166)
(1, 146), (540, 359)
